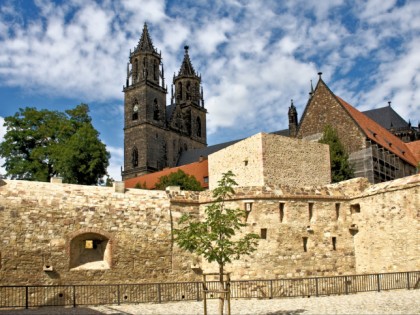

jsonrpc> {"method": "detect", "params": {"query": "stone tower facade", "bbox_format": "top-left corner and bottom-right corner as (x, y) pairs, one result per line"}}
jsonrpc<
(122, 24), (207, 180)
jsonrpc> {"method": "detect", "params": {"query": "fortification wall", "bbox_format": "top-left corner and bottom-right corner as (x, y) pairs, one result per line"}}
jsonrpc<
(349, 175), (420, 273)
(0, 174), (418, 285)
(0, 180), (198, 285)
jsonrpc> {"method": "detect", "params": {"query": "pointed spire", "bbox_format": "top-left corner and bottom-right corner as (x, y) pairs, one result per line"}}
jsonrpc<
(178, 45), (196, 76)
(135, 23), (155, 52)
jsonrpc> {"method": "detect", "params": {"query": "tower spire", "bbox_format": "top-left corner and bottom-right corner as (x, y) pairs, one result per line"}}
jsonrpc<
(178, 45), (196, 76)
(135, 23), (155, 52)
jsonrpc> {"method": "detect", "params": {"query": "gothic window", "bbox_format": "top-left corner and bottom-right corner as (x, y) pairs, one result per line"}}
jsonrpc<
(134, 59), (138, 81)
(177, 82), (182, 100)
(196, 117), (202, 137)
(132, 147), (138, 167)
(153, 99), (159, 120)
(132, 99), (139, 120)
(153, 60), (158, 81)
(143, 57), (147, 78)
(186, 81), (191, 100)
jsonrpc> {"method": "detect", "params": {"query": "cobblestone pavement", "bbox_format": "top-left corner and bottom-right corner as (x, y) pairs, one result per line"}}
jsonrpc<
(0, 289), (418, 314)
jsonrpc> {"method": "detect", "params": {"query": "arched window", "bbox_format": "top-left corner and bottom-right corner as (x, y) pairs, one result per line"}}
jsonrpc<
(69, 232), (111, 270)
(132, 99), (139, 120)
(132, 147), (138, 167)
(196, 116), (202, 137)
(153, 60), (158, 81)
(186, 81), (191, 100)
(134, 59), (138, 81)
(153, 99), (159, 120)
(177, 82), (182, 100)
(143, 57), (147, 78)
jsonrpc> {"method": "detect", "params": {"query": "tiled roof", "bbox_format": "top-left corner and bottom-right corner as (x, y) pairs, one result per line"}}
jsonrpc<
(125, 159), (209, 189)
(177, 139), (241, 166)
(406, 140), (420, 166)
(362, 105), (409, 130)
(336, 97), (417, 167)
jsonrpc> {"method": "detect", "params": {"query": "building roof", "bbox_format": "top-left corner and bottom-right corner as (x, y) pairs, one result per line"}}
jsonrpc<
(177, 46), (197, 76)
(336, 96), (417, 167)
(406, 140), (420, 166)
(362, 105), (409, 130)
(135, 23), (156, 53)
(125, 159), (209, 189)
(177, 139), (241, 166)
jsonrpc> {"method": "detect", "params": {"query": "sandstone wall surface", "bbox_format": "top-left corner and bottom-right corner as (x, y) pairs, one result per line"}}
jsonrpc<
(0, 180), (198, 285)
(208, 133), (331, 190)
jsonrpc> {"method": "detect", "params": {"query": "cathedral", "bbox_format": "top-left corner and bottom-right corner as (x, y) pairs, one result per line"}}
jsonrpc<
(123, 24), (420, 185)
(122, 24), (207, 180)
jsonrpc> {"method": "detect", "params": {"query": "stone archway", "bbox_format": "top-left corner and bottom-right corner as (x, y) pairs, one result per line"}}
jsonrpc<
(68, 230), (112, 270)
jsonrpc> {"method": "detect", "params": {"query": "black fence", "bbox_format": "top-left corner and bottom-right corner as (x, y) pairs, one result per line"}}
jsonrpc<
(0, 271), (418, 309)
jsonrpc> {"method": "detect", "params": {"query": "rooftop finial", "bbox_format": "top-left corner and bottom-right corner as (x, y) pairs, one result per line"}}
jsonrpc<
(388, 101), (391, 107)
(184, 45), (189, 53)
(318, 72), (322, 79)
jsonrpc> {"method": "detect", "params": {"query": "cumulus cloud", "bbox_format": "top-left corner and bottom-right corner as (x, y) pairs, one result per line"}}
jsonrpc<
(0, 0), (419, 151)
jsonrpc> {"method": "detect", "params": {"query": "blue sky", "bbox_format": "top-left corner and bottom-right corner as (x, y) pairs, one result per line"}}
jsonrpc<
(0, 0), (419, 181)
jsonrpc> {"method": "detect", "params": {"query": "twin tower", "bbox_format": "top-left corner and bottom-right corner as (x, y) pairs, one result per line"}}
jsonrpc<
(122, 24), (207, 180)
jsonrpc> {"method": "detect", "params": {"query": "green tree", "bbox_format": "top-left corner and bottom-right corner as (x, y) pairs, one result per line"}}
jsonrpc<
(174, 171), (260, 314)
(155, 169), (203, 191)
(319, 124), (354, 183)
(0, 104), (110, 184)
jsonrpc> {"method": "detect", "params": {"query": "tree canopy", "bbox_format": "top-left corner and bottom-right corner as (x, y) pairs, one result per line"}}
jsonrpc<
(319, 124), (354, 183)
(0, 104), (110, 185)
(155, 169), (203, 191)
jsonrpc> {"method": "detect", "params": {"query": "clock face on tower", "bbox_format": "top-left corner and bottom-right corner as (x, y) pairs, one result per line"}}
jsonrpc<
(133, 105), (139, 112)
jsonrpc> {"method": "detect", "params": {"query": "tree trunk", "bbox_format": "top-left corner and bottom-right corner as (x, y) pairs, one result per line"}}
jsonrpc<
(218, 264), (225, 315)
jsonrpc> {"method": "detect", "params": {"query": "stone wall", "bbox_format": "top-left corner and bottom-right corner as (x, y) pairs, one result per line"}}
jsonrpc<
(0, 180), (198, 285)
(208, 133), (331, 189)
(0, 174), (418, 285)
(349, 175), (420, 273)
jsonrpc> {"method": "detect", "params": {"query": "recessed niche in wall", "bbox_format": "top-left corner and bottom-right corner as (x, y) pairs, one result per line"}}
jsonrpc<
(260, 228), (267, 239)
(302, 237), (308, 252)
(279, 203), (285, 223)
(308, 203), (314, 222)
(335, 203), (340, 220)
(350, 204), (361, 214)
(70, 233), (111, 270)
(332, 237), (337, 250)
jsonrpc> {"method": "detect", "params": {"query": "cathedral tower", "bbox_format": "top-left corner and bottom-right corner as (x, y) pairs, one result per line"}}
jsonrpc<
(122, 24), (207, 180)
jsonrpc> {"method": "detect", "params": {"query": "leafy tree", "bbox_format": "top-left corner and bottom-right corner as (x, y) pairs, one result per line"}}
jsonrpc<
(319, 124), (354, 183)
(0, 104), (110, 184)
(155, 169), (203, 191)
(174, 171), (260, 314)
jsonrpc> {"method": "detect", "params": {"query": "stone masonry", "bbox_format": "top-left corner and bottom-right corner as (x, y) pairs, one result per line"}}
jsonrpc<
(0, 173), (419, 285)
(208, 133), (331, 189)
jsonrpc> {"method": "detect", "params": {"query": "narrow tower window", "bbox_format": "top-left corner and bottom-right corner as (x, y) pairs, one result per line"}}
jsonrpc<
(153, 99), (159, 120)
(196, 117), (202, 137)
(132, 147), (138, 167)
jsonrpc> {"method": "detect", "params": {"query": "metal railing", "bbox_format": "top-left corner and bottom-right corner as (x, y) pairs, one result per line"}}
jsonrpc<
(0, 271), (418, 309)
